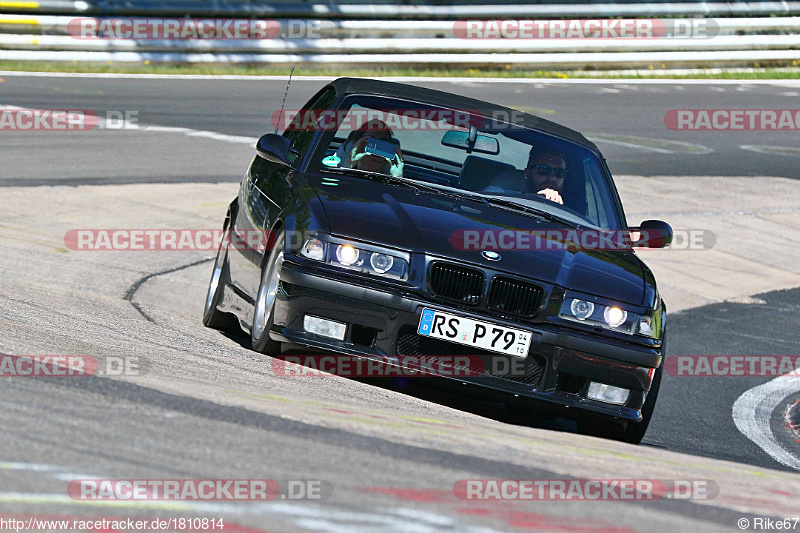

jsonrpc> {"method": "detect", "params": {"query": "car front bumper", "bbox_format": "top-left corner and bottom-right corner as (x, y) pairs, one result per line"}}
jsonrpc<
(271, 258), (662, 422)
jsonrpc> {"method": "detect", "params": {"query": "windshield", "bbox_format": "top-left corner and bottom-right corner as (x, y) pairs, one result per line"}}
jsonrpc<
(303, 95), (624, 230)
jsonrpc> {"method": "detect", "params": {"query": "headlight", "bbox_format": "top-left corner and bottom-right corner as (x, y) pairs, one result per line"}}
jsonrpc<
(301, 238), (325, 261)
(336, 244), (362, 266)
(603, 306), (627, 328)
(570, 299), (594, 320)
(300, 237), (408, 279)
(560, 297), (658, 339)
(369, 253), (394, 273)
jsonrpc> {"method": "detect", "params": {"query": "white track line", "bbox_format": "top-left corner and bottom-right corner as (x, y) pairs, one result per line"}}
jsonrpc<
(144, 125), (256, 144)
(740, 145), (800, 158)
(733, 369), (800, 471)
(0, 105), (258, 145)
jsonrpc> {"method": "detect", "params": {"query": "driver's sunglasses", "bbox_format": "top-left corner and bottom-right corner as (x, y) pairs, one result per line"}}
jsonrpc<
(534, 164), (566, 179)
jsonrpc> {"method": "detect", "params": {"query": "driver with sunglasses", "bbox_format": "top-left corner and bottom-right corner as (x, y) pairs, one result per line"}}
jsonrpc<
(483, 149), (568, 205)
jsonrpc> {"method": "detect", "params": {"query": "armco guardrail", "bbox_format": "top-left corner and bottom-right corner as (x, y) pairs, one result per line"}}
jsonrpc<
(0, 0), (79, 14)
(2, 34), (799, 54)
(1, 11), (799, 68)
(2, 49), (799, 68)
(2, 15), (800, 38)
(2, 0), (800, 18)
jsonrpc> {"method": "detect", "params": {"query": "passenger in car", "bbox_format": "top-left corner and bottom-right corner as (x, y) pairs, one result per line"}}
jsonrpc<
(483, 149), (568, 205)
(350, 135), (404, 177)
(323, 119), (404, 177)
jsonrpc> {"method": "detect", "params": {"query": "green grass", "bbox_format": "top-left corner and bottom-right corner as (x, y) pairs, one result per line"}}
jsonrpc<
(0, 60), (799, 79)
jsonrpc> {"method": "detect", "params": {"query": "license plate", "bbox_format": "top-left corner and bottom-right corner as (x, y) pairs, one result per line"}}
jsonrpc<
(417, 308), (531, 357)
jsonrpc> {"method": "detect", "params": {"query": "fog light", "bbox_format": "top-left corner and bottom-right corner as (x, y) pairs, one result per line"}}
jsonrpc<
(587, 382), (630, 405)
(303, 315), (346, 341)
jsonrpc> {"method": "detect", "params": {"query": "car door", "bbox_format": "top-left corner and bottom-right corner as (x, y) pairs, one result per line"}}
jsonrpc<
(226, 167), (264, 299)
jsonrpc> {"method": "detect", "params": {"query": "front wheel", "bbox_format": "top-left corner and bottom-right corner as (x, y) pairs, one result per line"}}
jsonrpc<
(251, 230), (284, 354)
(203, 236), (237, 332)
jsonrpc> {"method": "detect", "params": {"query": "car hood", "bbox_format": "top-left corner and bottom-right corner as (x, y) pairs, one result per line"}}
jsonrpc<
(309, 175), (647, 305)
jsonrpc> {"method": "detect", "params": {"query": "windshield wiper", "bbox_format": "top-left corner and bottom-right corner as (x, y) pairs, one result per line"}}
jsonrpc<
(320, 167), (485, 204)
(483, 197), (581, 228)
(321, 168), (581, 228)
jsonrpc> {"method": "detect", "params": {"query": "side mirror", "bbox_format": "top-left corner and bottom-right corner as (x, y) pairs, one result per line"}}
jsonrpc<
(256, 134), (292, 166)
(631, 220), (673, 248)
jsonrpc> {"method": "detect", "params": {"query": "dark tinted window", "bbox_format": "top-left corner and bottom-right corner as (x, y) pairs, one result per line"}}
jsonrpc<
(283, 87), (336, 164)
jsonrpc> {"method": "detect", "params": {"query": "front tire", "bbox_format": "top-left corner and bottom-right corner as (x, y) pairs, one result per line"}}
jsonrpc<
(203, 236), (237, 332)
(251, 229), (284, 354)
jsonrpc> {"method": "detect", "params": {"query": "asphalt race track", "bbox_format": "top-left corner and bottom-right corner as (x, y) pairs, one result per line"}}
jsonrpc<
(1, 73), (800, 532)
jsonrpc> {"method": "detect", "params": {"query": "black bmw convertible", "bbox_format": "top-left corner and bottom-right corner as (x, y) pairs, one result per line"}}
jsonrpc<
(203, 77), (672, 444)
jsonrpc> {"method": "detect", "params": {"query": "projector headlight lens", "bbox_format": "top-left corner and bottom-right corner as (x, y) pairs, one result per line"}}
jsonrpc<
(560, 297), (656, 338)
(369, 253), (394, 273)
(302, 236), (408, 279)
(570, 299), (595, 320)
(603, 306), (627, 328)
(336, 244), (361, 266)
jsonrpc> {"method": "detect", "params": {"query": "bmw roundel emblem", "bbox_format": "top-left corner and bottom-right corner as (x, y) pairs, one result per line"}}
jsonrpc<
(482, 251), (501, 261)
